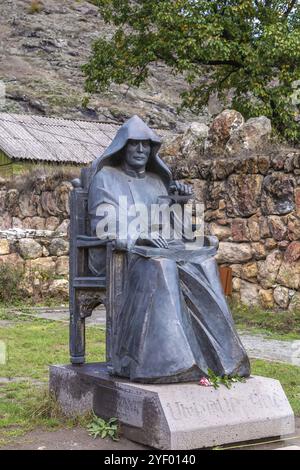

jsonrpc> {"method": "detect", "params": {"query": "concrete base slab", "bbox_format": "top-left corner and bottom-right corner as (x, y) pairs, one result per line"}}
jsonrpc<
(49, 363), (295, 450)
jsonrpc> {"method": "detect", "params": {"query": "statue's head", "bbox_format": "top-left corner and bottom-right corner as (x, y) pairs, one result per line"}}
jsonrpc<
(90, 115), (172, 188)
(124, 139), (151, 170)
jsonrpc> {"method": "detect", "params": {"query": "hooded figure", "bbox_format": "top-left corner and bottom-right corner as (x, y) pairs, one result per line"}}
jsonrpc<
(90, 114), (171, 186)
(88, 115), (172, 276)
(88, 115), (250, 383)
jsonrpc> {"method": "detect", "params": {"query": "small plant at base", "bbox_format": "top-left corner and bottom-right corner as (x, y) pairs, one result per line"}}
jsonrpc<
(87, 414), (119, 441)
(207, 369), (246, 390)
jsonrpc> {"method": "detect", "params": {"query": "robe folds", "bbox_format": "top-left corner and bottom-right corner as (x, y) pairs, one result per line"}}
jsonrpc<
(88, 165), (250, 383)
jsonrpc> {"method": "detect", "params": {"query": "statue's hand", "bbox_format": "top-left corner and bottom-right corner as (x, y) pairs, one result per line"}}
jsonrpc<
(135, 234), (169, 249)
(169, 181), (193, 197)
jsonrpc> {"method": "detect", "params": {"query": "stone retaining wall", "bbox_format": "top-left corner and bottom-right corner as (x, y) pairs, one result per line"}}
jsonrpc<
(0, 229), (69, 300)
(168, 149), (300, 310)
(1, 148), (300, 309)
(0, 175), (72, 232)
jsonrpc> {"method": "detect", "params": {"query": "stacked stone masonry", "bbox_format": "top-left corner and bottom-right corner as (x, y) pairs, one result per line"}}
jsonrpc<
(0, 176), (72, 232)
(170, 150), (300, 310)
(0, 228), (69, 300)
(1, 150), (300, 308)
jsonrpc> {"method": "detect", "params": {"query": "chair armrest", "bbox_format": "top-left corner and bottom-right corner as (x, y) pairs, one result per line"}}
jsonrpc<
(76, 235), (108, 248)
(161, 193), (194, 205)
(203, 235), (219, 249)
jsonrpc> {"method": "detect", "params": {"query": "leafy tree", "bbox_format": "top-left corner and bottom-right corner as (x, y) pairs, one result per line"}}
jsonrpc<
(83, 1), (300, 142)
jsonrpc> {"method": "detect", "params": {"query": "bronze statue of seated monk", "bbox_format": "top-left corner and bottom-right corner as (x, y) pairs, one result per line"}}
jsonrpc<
(88, 115), (250, 383)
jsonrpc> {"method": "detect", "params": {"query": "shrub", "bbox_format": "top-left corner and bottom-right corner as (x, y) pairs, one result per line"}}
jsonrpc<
(28, 0), (43, 14)
(231, 301), (300, 335)
(0, 264), (26, 304)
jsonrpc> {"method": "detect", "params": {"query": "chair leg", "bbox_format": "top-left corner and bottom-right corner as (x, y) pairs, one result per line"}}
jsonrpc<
(106, 244), (127, 372)
(69, 289), (85, 364)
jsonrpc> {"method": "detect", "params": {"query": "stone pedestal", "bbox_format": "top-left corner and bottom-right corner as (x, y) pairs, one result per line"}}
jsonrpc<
(49, 363), (295, 450)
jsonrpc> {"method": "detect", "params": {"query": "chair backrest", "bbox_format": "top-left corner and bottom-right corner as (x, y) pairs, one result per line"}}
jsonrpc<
(69, 186), (89, 279)
(70, 164), (111, 280)
(70, 165), (95, 279)
(69, 165), (106, 365)
(80, 166), (94, 191)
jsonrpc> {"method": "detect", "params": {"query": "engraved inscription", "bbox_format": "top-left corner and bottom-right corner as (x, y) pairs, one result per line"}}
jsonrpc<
(165, 391), (287, 421)
(116, 393), (144, 427)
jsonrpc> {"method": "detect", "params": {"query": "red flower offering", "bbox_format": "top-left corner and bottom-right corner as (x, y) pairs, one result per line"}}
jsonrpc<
(199, 377), (212, 387)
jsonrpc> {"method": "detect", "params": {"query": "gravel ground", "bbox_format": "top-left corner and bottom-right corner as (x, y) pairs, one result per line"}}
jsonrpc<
(2, 418), (300, 451)
(14, 307), (300, 366)
(3, 306), (299, 451)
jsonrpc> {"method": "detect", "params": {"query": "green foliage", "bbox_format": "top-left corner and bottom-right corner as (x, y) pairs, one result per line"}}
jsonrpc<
(231, 301), (300, 337)
(0, 264), (26, 304)
(87, 414), (119, 440)
(84, 0), (300, 142)
(207, 368), (246, 389)
(251, 359), (300, 416)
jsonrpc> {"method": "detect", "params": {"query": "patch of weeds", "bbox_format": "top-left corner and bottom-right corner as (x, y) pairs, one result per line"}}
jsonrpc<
(87, 414), (119, 441)
(27, 390), (64, 423)
(0, 265), (27, 305)
(26, 389), (91, 428)
(231, 301), (300, 337)
(35, 299), (69, 308)
(0, 308), (14, 321)
(238, 327), (300, 341)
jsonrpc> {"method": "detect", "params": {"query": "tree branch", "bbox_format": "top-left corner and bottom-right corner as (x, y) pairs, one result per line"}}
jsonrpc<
(284, 0), (297, 16)
(219, 68), (237, 86)
(201, 59), (242, 67)
(156, 48), (243, 69)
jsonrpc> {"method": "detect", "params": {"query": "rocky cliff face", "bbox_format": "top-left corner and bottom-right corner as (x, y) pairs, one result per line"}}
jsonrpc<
(0, 0), (206, 130)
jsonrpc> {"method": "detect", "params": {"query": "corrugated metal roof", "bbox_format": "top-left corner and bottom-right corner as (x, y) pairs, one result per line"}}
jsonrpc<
(0, 113), (173, 165)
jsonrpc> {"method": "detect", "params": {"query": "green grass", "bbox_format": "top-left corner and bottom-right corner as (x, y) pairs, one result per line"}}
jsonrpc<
(0, 306), (299, 447)
(238, 327), (300, 341)
(0, 262), (69, 308)
(251, 359), (300, 416)
(232, 302), (300, 340)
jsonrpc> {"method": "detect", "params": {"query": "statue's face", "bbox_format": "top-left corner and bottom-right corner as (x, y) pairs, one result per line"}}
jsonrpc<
(124, 139), (151, 169)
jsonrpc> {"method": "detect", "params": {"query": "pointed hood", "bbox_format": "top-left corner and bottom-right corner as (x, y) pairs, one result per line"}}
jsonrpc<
(89, 115), (172, 188)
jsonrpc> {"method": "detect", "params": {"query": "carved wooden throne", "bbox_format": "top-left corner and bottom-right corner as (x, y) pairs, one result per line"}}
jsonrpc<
(69, 167), (126, 367)
(68, 167), (195, 368)
(69, 167), (231, 367)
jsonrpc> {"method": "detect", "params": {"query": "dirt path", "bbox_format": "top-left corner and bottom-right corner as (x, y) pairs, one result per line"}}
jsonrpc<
(2, 419), (300, 450)
(1, 427), (148, 450)
(15, 307), (300, 366)
(3, 307), (299, 451)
